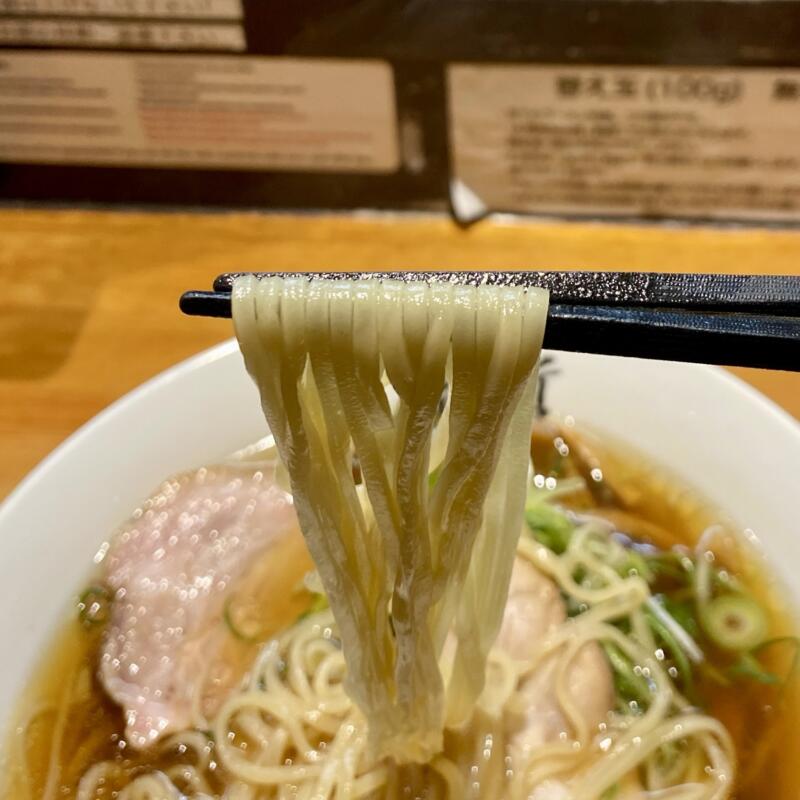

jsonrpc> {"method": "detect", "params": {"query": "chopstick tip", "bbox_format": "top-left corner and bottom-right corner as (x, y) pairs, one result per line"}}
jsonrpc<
(180, 290), (233, 318)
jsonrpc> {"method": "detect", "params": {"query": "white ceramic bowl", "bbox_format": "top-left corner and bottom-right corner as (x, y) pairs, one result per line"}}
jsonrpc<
(1, 342), (798, 742)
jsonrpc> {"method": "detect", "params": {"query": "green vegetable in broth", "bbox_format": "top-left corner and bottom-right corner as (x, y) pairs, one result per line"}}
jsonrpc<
(77, 585), (111, 627)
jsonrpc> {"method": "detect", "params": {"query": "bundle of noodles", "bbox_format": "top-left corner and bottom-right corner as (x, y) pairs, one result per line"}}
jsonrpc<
(232, 276), (548, 762)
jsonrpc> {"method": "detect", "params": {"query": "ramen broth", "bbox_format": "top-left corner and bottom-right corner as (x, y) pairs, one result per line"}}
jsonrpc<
(3, 423), (798, 799)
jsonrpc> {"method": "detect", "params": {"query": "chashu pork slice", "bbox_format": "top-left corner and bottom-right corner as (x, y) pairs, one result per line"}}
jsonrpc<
(496, 557), (614, 765)
(99, 462), (311, 749)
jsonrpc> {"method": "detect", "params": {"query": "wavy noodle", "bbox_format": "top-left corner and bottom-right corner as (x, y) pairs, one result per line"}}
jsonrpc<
(77, 524), (736, 800)
(212, 612), (376, 796)
(508, 529), (735, 800)
(77, 761), (117, 800)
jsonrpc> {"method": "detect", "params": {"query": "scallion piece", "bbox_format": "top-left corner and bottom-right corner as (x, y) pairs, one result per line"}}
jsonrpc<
(701, 594), (768, 652)
(728, 653), (780, 685)
(525, 502), (573, 554)
(602, 642), (651, 708)
(296, 590), (330, 623)
(223, 596), (264, 643)
(644, 607), (694, 689)
(77, 585), (111, 627)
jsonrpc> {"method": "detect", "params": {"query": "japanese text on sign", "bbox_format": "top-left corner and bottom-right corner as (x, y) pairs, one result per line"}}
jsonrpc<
(449, 64), (800, 221)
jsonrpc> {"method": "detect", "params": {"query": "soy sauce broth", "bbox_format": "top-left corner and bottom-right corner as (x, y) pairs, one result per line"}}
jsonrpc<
(3, 423), (798, 799)
(532, 421), (800, 800)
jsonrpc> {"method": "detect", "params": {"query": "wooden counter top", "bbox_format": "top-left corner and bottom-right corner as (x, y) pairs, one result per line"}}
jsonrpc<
(1, 209), (798, 500)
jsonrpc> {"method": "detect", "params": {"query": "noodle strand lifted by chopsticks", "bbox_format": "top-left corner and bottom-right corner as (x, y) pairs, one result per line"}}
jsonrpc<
(233, 276), (549, 761)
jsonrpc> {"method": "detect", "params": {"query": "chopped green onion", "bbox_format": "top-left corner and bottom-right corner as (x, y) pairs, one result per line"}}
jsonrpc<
(77, 586), (112, 627)
(646, 596), (704, 664)
(660, 596), (700, 640)
(732, 637), (800, 690)
(701, 594), (768, 652)
(645, 551), (693, 583)
(297, 590), (330, 622)
(728, 653), (781, 685)
(644, 606), (694, 690)
(525, 502), (573, 554)
(753, 635), (800, 661)
(307, 591), (329, 616)
(616, 549), (654, 583)
(602, 642), (651, 709)
(223, 596), (263, 642)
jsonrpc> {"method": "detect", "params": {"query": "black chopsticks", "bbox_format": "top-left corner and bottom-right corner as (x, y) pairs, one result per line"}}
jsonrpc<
(180, 271), (800, 372)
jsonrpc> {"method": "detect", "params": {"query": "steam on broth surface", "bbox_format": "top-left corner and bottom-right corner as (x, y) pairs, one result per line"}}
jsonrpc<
(2, 277), (798, 800)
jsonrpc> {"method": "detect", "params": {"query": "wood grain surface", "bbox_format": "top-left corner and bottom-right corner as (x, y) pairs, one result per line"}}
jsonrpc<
(1, 209), (798, 501)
